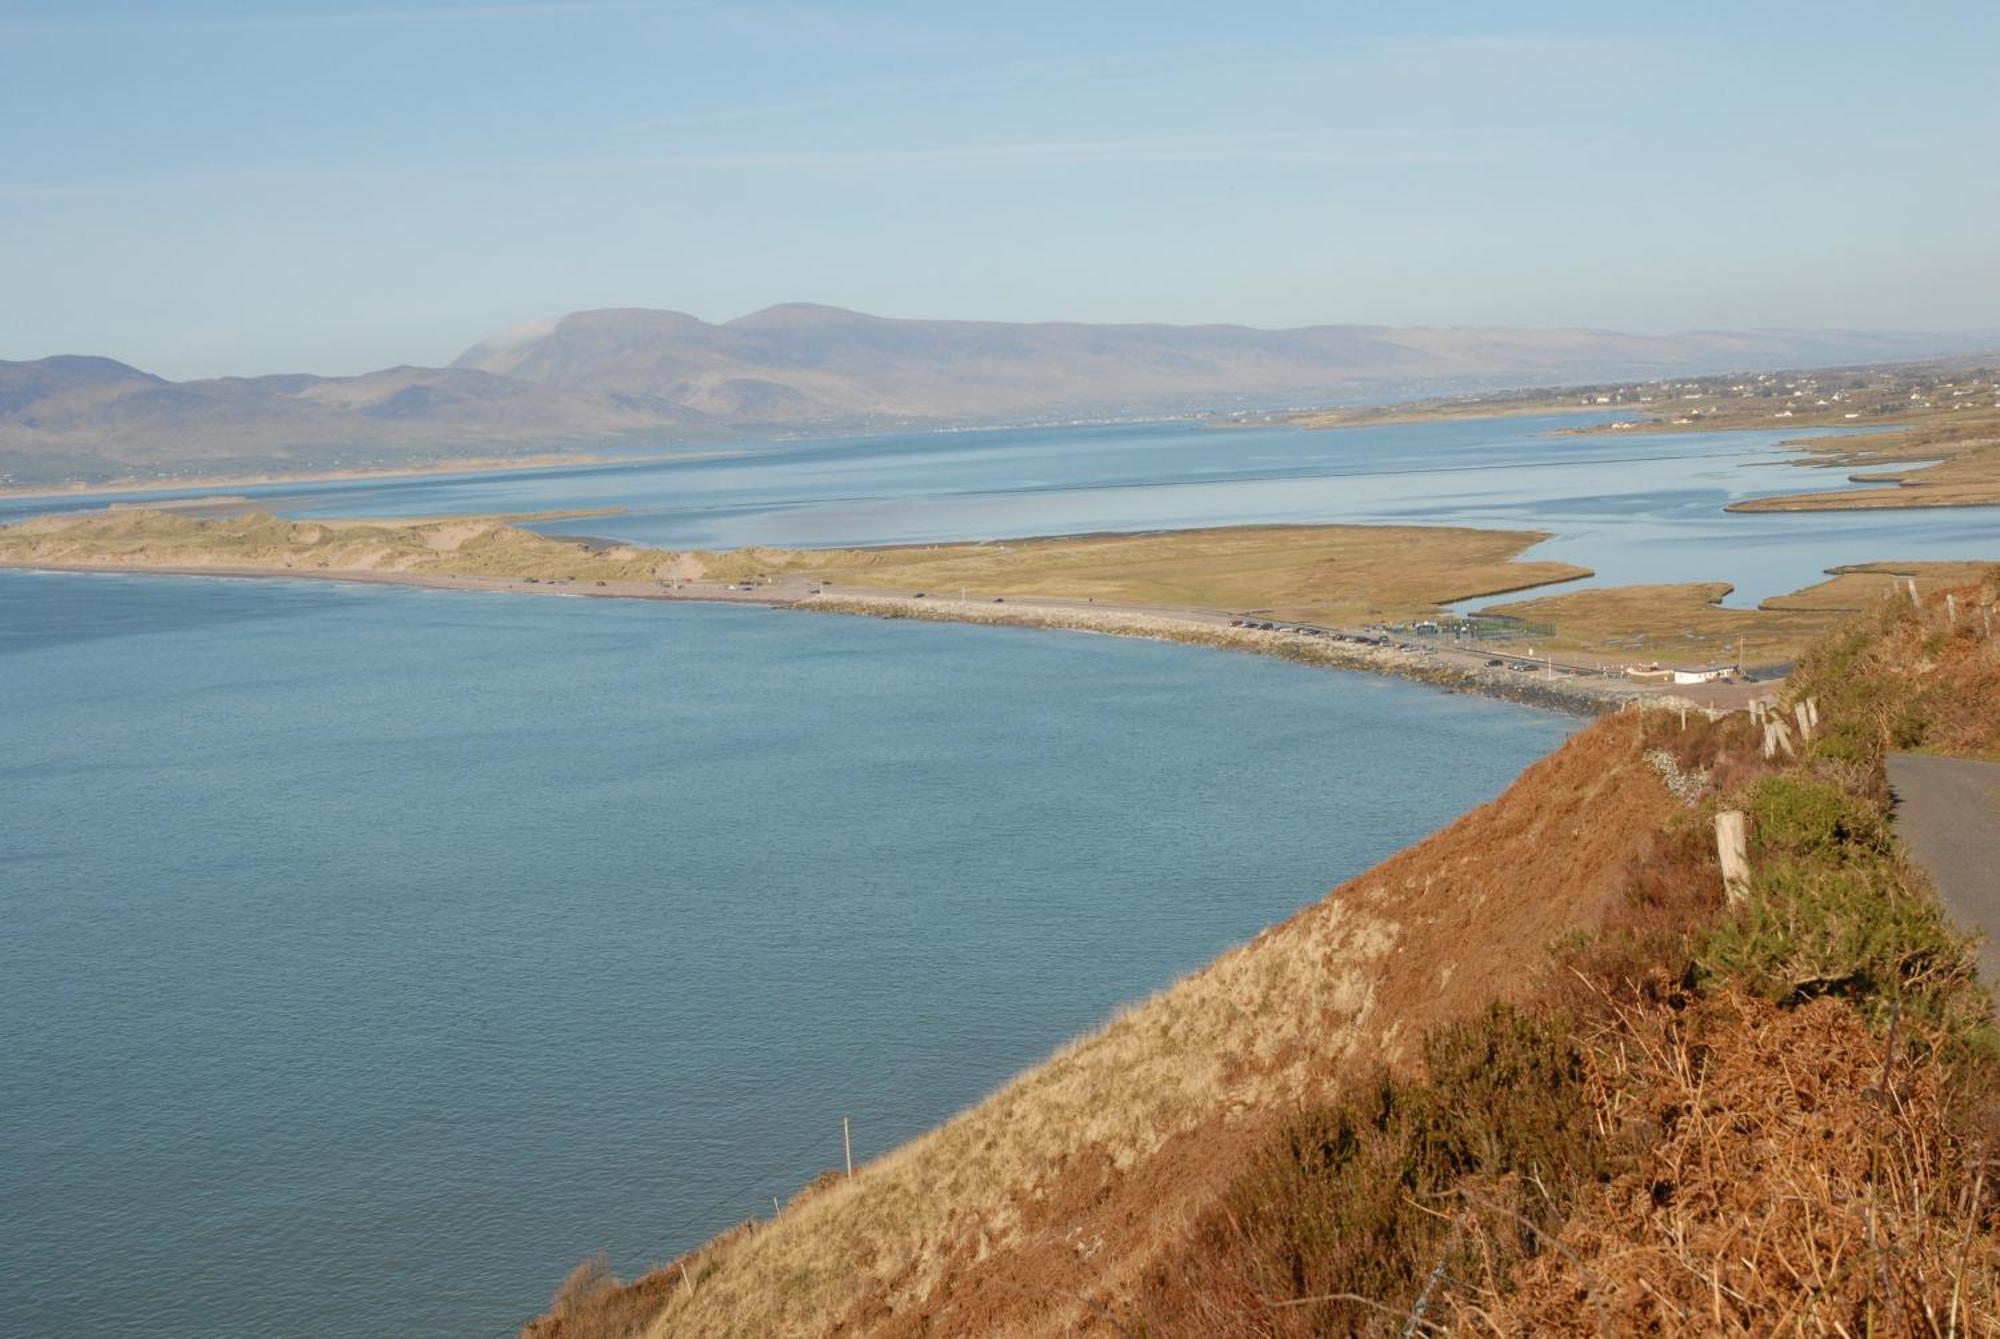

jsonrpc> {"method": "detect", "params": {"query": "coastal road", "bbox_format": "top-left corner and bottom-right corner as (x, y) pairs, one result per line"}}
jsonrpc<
(1887, 752), (2000, 986)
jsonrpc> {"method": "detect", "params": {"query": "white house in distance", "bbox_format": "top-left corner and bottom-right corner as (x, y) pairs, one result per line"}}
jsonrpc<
(1622, 662), (1741, 685)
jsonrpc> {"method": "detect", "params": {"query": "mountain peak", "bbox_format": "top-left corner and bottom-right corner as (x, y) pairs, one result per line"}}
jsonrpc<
(725, 302), (875, 329)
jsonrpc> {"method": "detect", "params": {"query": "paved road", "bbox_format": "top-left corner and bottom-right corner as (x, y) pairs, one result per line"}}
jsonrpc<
(1887, 752), (2000, 986)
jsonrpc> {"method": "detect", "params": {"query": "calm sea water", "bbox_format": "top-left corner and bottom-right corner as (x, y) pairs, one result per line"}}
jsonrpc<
(7, 414), (1993, 606)
(0, 570), (1571, 1338)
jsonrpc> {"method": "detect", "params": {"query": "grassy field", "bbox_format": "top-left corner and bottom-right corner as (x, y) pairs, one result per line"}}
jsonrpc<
(1477, 561), (1996, 665)
(702, 524), (1592, 624)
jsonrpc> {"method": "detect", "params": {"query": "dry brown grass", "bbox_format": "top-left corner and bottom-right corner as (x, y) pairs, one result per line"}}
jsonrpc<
(1478, 582), (1842, 665)
(699, 524), (1591, 625)
(1457, 993), (2000, 1337)
(1787, 566), (2000, 762)
(1762, 562), (2000, 612)
(0, 508), (684, 582)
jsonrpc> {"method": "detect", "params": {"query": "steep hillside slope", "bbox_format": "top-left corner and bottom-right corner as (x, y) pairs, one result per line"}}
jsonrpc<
(527, 567), (1999, 1337)
(528, 714), (1678, 1336)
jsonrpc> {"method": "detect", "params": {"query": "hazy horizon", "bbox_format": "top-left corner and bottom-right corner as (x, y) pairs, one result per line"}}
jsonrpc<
(5, 1), (1998, 379)
(25, 301), (2000, 387)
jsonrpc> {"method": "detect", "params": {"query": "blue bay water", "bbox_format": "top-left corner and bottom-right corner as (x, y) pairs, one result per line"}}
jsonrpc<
(0, 570), (1572, 1339)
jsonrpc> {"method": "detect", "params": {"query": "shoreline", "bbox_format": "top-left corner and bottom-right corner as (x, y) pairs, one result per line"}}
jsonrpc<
(0, 558), (1698, 717)
(0, 448), (743, 503)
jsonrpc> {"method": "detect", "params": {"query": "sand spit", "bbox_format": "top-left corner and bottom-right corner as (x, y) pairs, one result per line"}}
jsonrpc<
(796, 593), (1656, 715)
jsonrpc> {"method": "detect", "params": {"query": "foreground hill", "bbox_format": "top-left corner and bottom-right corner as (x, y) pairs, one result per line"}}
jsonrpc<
(5, 309), (1986, 485)
(524, 567), (1999, 1336)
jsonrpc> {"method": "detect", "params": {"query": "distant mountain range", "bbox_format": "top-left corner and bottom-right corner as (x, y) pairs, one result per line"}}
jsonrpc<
(3, 305), (1991, 485)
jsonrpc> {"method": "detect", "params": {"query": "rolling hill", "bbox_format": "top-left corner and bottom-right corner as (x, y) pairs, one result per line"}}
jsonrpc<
(4, 306), (1989, 485)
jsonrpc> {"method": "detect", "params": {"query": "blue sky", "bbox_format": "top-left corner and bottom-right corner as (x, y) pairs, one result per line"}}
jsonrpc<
(3, 0), (1997, 378)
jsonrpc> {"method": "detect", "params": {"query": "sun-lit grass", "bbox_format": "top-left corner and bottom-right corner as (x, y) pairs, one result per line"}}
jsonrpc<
(699, 523), (1592, 625)
(1477, 563), (1996, 665)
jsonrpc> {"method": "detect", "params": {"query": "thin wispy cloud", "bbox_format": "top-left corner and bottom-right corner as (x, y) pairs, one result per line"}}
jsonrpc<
(0, 127), (1504, 203)
(616, 128), (1504, 171)
(0, 0), (649, 35)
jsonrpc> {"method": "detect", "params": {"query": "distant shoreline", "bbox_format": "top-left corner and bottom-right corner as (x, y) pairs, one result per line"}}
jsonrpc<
(0, 448), (742, 502)
(0, 557), (1699, 717)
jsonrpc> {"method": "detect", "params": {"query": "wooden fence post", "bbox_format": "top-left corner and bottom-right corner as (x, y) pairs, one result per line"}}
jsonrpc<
(843, 1116), (853, 1178)
(1716, 810), (1751, 906)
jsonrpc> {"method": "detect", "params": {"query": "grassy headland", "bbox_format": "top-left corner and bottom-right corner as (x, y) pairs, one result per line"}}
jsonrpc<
(526, 566), (2000, 1337)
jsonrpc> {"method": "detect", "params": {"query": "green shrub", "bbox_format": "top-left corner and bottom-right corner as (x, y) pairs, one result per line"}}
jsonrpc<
(1743, 775), (1889, 863)
(1697, 862), (1975, 1021)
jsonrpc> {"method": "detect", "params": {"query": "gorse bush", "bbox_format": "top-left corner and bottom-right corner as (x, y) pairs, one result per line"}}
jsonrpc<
(1694, 772), (1986, 1038)
(1741, 774), (1889, 864)
(1698, 862), (1976, 1019)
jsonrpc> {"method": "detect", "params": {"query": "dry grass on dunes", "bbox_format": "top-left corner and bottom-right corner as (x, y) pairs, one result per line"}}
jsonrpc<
(0, 508), (681, 582)
(526, 712), (1676, 1338)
